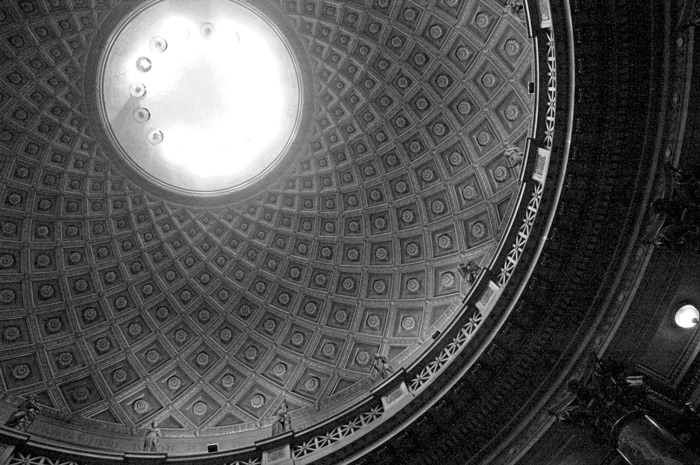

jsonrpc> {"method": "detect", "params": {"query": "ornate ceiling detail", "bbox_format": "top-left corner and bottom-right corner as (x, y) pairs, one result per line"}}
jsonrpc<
(0, 0), (533, 442)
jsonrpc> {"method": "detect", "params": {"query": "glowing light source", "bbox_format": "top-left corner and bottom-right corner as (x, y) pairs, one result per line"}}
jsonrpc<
(133, 108), (150, 123)
(147, 130), (164, 145)
(135, 18), (285, 175)
(675, 304), (699, 328)
(129, 82), (146, 98)
(99, 0), (303, 194)
(200, 22), (215, 39)
(150, 36), (167, 52)
(136, 56), (152, 72)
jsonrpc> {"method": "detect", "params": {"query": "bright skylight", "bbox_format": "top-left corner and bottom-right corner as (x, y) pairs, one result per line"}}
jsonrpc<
(100, 0), (302, 193)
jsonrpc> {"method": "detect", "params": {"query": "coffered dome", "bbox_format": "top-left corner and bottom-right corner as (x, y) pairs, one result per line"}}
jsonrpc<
(0, 0), (548, 459)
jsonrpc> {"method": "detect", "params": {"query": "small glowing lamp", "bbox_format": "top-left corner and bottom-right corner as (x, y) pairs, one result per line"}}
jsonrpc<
(136, 56), (152, 72)
(150, 36), (168, 52)
(675, 304), (699, 328)
(100, 0), (302, 193)
(129, 82), (146, 98)
(200, 22), (215, 39)
(133, 108), (151, 123)
(147, 130), (164, 145)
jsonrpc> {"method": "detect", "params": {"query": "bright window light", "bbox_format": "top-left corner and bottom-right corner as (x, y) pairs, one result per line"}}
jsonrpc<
(100, 0), (302, 194)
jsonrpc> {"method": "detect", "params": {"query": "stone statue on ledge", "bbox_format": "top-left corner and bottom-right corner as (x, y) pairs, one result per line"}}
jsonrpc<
(371, 353), (394, 380)
(505, 146), (524, 167)
(458, 261), (481, 286)
(4, 394), (40, 432)
(674, 403), (700, 454)
(651, 164), (700, 251)
(652, 220), (700, 251)
(666, 163), (700, 204)
(551, 354), (648, 444)
(270, 400), (291, 437)
(143, 421), (161, 452)
(506, 0), (526, 22)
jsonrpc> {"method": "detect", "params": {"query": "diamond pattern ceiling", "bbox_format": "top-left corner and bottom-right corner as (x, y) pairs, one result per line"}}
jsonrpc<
(0, 0), (533, 436)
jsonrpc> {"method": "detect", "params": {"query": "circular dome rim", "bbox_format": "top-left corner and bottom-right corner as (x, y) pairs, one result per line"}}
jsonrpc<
(84, 0), (316, 206)
(0, 0), (540, 454)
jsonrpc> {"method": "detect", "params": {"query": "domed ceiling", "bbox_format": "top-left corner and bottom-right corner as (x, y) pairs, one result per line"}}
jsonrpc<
(0, 0), (534, 450)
